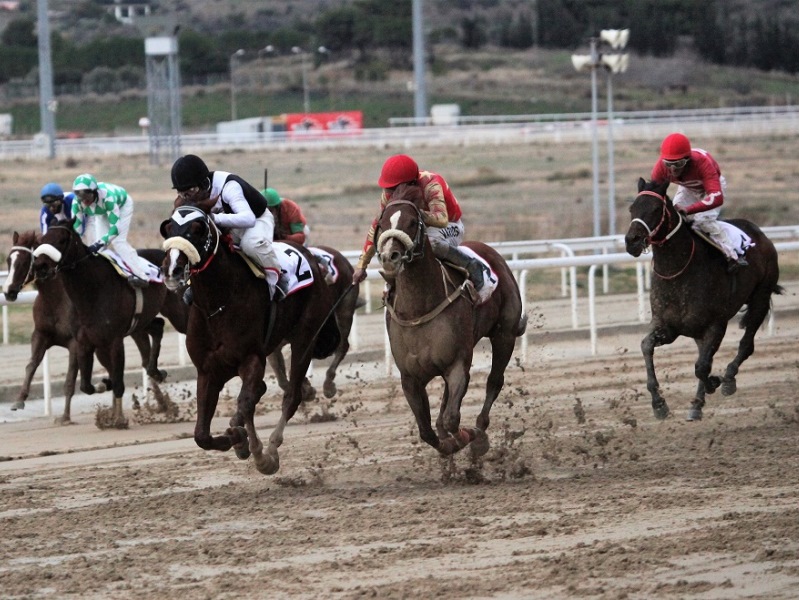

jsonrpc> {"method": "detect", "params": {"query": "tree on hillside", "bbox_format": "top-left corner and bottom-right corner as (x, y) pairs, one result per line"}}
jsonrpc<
(2, 18), (36, 48)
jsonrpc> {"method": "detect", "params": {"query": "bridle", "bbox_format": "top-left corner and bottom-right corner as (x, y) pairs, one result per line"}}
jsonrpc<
(377, 199), (472, 327)
(8, 244), (35, 286)
(163, 206), (220, 281)
(32, 223), (92, 275)
(630, 190), (695, 280)
(376, 200), (426, 264)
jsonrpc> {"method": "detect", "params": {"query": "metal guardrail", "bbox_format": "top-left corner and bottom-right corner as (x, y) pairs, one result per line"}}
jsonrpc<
(1, 105), (798, 160)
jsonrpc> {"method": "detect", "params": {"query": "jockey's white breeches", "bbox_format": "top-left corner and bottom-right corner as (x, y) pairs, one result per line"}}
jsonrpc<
(673, 176), (739, 260)
(427, 219), (465, 260)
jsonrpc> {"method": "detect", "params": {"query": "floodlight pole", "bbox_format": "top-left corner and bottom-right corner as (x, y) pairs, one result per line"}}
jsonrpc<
(589, 37), (601, 240)
(606, 71), (616, 236)
(36, 0), (56, 159)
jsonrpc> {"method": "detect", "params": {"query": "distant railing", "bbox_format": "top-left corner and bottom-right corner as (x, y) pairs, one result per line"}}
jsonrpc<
(1, 105), (798, 161)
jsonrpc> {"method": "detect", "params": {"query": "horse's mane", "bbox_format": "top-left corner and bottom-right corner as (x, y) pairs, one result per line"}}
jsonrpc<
(389, 183), (425, 208)
(173, 193), (216, 214)
(15, 230), (40, 246)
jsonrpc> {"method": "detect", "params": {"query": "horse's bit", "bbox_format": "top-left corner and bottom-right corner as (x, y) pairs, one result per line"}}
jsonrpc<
(376, 200), (426, 264)
(630, 190), (685, 247)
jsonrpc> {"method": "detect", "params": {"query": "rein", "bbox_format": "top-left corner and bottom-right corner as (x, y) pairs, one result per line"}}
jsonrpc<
(631, 189), (695, 279)
(9, 245), (35, 285)
(34, 223), (93, 274)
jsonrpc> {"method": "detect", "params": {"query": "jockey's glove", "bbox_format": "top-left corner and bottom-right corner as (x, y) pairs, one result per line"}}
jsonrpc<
(88, 241), (104, 255)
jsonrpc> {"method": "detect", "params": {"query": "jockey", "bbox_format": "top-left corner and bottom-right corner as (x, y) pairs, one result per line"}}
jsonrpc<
(39, 182), (75, 234)
(262, 187), (311, 246)
(170, 154), (286, 300)
(651, 132), (748, 273)
(71, 173), (152, 288)
(352, 154), (486, 290)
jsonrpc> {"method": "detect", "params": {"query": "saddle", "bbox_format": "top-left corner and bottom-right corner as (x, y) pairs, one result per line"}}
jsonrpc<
(442, 248), (499, 305)
(98, 249), (160, 288)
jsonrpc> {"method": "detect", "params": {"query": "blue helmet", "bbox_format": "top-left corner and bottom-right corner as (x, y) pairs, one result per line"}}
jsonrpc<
(40, 182), (64, 202)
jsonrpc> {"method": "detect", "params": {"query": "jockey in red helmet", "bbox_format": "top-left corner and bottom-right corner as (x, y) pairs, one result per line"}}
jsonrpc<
(651, 133), (748, 273)
(352, 154), (486, 290)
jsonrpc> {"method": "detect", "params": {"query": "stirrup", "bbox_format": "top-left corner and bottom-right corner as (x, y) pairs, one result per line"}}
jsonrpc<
(127, 275), (149, 288)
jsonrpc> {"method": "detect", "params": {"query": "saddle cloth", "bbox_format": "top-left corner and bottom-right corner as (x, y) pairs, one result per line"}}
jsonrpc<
(692, 221), (753, 256)
(308, 247), (338, 284)
(99, 248), (162, 284)
(274, 242), (315, 296)
(458, 246), (499, 305)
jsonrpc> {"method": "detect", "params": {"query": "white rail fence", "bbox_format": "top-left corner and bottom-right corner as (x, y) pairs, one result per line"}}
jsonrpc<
(3, 231), (799, 407)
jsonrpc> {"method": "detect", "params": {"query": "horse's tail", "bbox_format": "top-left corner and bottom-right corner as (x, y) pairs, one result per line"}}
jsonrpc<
(515, 313), (528, 337)
(739, 283), (785, 330)
(312, 313), (341, 359)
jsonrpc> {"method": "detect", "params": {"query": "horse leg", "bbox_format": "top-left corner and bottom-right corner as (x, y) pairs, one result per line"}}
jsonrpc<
(132, 318), (167, 383)
(401, 375), (440, 451)
(438, 363), (477, 456)
(77, 342), (97, 395)
(232, 356), (268, 468)
(267, 349), (290, 393)
(435, 382), (449, 439)
(469, 333), (518, 457)
(108, 339), (128, 428)
(59, 344), (80, 425)
(323, 313), (353, 399)
(722, 290), (772, 397)
(194, 372), (246, 452)
(12, 331), (49, 411)
(642, 326), (679, 420)
(688, 327), (726, 421)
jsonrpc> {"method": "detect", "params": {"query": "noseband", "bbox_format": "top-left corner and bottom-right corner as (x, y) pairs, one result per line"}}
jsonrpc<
(162, 206), (220, 277)
(631, 190), (695, 280)
(376, 200), (426, 264)
(9, 244), (35, 285)
(630, 190), (684, 247)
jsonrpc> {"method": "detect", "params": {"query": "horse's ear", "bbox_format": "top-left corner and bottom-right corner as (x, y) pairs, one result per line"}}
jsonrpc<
(656, 179), (669, 195)
(159, 219), (172, 239)
(637, 177), (646, 193)
(12, 230), (19, 244)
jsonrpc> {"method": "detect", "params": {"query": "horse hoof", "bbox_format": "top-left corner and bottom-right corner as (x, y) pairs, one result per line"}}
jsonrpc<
(705, 376), (721, 394)
(686, 408), (703, 421)
(323, 380), (337, 399)
(148, 369), (167, 383)
(81, 384), (96, 395)
(469, 429), (490, 458)
(255, 448), (280, 475)
(54, 416), (73, 426)
(653, 404), (670, 420)
(235, 446), (251, 460)
(10, 400), (24, 411)
(721, 379), (737, 396)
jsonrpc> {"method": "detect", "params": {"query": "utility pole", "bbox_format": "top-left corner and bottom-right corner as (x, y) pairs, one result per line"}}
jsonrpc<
(36, 0), (56, 159)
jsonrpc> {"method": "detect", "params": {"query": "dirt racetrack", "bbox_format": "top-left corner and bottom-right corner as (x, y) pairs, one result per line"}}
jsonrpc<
(1, 304), (798, 599)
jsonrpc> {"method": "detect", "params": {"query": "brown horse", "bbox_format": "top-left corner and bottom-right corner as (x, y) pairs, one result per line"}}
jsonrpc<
(4, 230), (189, 423)
(267, 245), (364, 399)
(31, 222), (184, 427)
(375, 184), (527, 456)
(625, 178), (784, 421)
(159, 205), (340, 475)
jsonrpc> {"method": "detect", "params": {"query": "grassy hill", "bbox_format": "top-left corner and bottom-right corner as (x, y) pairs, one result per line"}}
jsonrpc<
(5, 43), (799, 137)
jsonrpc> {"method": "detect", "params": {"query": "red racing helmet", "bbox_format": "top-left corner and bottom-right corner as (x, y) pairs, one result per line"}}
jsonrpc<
(378, 154), (419, 188)
(660, 133), (692, 160)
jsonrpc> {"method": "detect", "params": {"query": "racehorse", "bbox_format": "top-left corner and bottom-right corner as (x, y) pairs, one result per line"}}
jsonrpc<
(160, 205), (340, 475)
(267, 245), (364, 399)
(4, 230), (189, 423)
(30, 222), (185, 427)
(625, 178), (783, 421)
(375, 184), (527, 456)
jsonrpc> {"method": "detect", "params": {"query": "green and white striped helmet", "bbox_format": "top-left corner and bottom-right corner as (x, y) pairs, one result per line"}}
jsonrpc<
(73, 173), (98, 192)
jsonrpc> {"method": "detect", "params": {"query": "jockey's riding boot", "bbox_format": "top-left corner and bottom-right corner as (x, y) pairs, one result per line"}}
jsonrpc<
(443, 246), (485, 291)
(727, 255), (749, 274)
(127, 275), (149, 289)
(182, 285), (194, 305)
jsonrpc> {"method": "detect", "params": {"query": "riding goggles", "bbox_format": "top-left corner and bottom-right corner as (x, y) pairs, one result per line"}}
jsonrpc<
(176, 186), (201, 199)
(41, 194), (63, 204)
(75, 189), (96, 201)
(663, 157), (689, 170)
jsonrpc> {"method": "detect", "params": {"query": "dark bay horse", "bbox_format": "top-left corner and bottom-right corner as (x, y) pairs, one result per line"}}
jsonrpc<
(376, 184), (527, 456)
(625, 178), (783, 421)
(267, 244), (364, 399)
(31, 222), (185, 427)
(4, 230), (189, 423)
(160, 205), (340, 475)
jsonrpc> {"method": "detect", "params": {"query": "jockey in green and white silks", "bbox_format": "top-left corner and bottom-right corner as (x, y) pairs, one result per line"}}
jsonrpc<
(71, 173), (152, 284)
